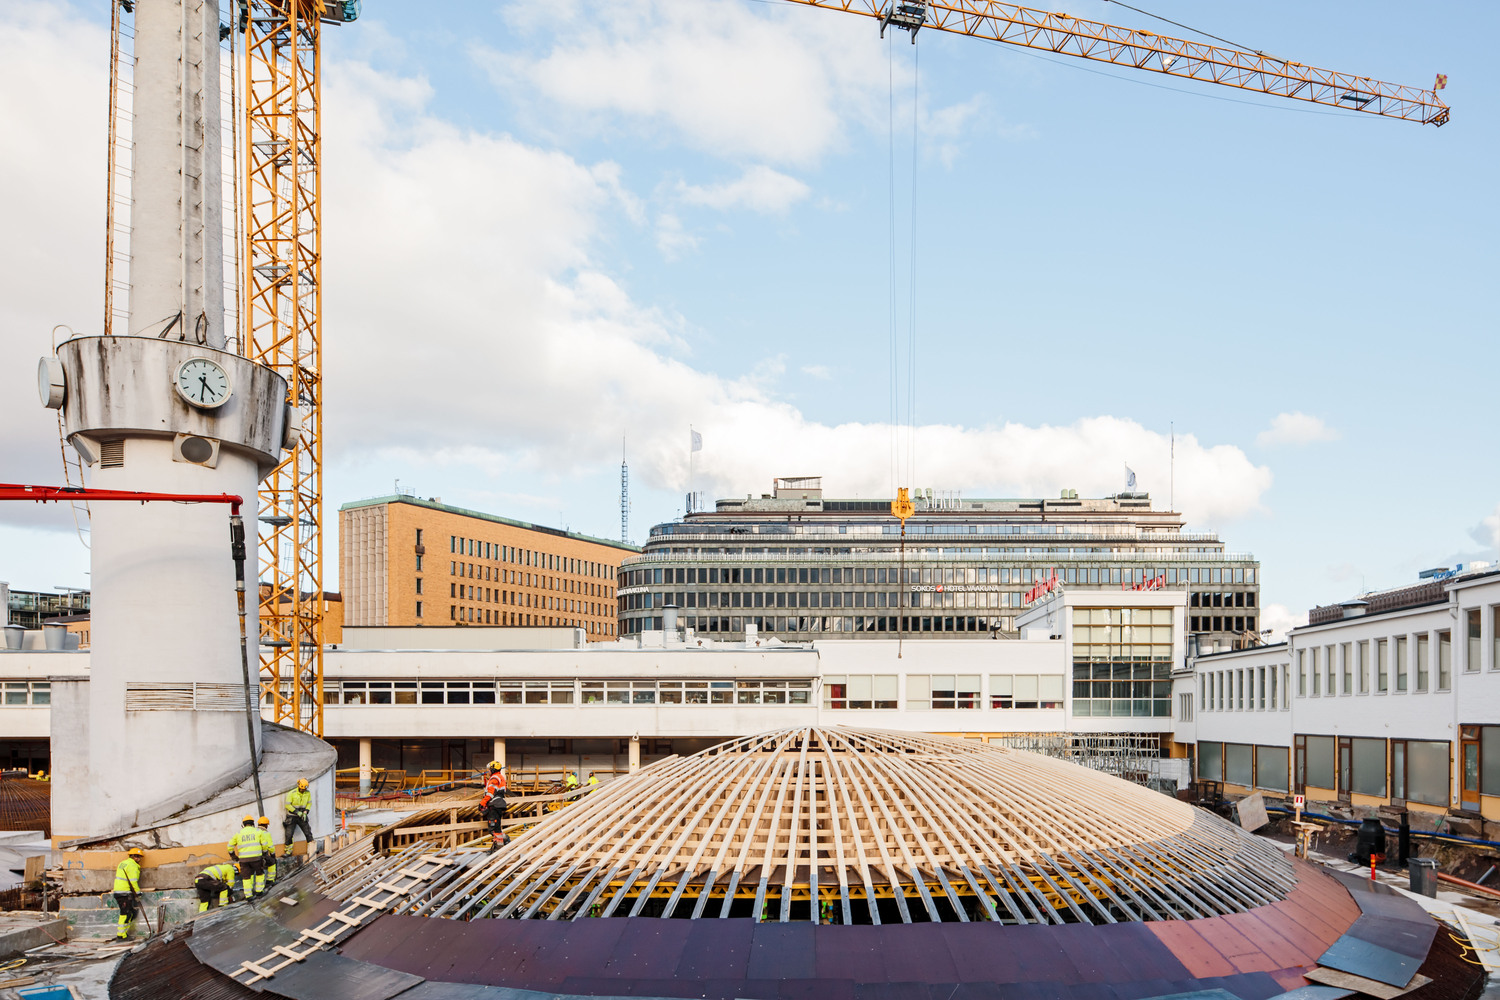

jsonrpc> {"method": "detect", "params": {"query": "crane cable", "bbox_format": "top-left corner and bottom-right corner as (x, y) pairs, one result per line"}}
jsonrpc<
(888, 33), (922, 657)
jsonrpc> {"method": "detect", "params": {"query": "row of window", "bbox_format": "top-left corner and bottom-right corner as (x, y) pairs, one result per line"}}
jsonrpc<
(1, 681), (50, 706)
(1200, 664), (1291, 713)
(623, 564), (1256, 588)
(324, 679), (814, 706)
(450, 563), (613, 601)
(448, 607), (612, 634)
(624, 590), (1041, 611)
(1190, 591), (1257, 608)
(1197, 735), (1463, 808)
(1298, 632), (1453, 697)
(619, 615), (1016, 635)
(1190, 615), (1256, 633)
(449, 534), (617, 581)
(451, 585), (606, 617)
(320, 674), (1069, 711)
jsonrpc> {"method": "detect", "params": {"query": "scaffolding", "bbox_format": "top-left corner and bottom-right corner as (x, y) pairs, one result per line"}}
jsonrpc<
(994, 733), (1162, 786)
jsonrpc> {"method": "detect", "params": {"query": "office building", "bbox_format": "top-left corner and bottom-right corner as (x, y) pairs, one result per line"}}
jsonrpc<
(618, 476), (1258, 649)
(3, 583), (91, 630)
(340, 494), (638, 638)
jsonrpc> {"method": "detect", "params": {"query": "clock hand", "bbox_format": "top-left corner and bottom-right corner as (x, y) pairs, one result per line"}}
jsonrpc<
(200, 374), (212, 398)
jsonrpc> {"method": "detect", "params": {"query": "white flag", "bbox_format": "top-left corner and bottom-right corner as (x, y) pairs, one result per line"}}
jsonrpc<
(690, 429), (702, 453)
(1125, 465), (1137, 491)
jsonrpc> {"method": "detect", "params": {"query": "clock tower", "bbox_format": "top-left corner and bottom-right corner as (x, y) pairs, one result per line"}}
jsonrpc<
(37, 0), (333, 851)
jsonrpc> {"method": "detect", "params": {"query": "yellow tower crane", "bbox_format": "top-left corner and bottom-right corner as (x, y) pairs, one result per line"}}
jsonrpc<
(231, 0), (1446, 732)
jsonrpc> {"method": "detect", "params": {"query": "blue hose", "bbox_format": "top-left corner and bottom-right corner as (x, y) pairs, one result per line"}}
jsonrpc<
(1265, 806), (1500, 849)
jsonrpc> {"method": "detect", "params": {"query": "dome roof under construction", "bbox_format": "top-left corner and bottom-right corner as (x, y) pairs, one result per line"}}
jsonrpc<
(416, 726), (1292, 923)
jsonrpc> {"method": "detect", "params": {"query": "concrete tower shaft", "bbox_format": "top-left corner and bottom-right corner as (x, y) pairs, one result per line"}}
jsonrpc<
(127, 0), (225, 347)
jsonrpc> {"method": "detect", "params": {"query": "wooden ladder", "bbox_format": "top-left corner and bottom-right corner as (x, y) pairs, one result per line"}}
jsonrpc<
(228, 850), (454, 987)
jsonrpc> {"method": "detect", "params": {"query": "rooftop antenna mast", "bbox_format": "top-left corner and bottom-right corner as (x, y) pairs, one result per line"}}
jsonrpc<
(620, 437), (630, 545)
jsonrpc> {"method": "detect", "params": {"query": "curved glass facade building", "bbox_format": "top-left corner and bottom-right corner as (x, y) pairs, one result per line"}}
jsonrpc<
(618, 478), (1260, 648)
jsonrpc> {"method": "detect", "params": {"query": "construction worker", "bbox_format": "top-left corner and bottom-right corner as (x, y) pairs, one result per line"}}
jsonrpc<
(195, 861), (239, 912)
(586, 771), (599, 790)
(283, 778), (313, 851)
(257, 816), (277, 885)
(564, 770), (579, 792)
(479, 761), (507, 852)
(228, 815), (265, 898)
(113, 848), (145, 939)
(819, 897), (834, 924)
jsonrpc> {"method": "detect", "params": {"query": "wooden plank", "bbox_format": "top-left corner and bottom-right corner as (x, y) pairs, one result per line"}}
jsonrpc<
(350, 895), (392, 909)
(272, 945), (309, 963)
(301, 928), (338, 944)
(373, 882), (412, 895)
(240, 960), (278, 979)
(326, 910), (364, 927)
(1304, 966), (1432, 999)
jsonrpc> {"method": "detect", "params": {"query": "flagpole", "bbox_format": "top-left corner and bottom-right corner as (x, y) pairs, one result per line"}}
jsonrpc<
(1170, 422), (1175, 512)
(689, 425), (694, 513)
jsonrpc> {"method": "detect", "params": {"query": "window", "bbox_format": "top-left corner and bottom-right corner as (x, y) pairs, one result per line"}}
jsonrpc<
(1070, 607), (1173, 718)
(1416, 634), (1429, 692)
(1392, 739), (1449, 806)
(1303, 734), (1336, 791)
(1225, 744), (1252, 786)
(1356, 641), (1368, 694)
(824, 675), (897, 709)
(990, 675), (1063, 709)
(1481, 726), (1500, 796)
(581, 680), (658, 705)
(1178, 692), (1194, 721)
(1395, 636), (1408, 692)
(415, 601), (423, 618)
(1376, 639), (1388, 692)
(419, 681), (495, 705)
(498, 680), (575, 705)
(1349, 737), (1387, 797)
(1341, 643), (1352, 694)
(1297, 651), (1306, 696)
(1, 681), (49, 706)
(1438, 631), (1452, 690)
(1310, 648), (1320, 696)
(1258, 667), (1266, 710)
(1256, 746), (1289, 792)
(908, 675), (981, 710)
(1325, 645), (1335, 695)
(1198, 741), (1223, 781)
(1468, 609), (1482, 672)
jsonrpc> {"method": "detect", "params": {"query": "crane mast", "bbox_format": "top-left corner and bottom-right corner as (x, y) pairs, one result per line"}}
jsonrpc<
(240, 0), (354, 736)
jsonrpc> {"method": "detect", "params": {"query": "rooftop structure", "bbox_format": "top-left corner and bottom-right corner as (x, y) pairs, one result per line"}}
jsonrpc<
(620, 479), (1259, 649)
(414, 726), (1288, 924)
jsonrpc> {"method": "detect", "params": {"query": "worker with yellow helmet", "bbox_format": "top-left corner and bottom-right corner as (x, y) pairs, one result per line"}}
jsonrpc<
(227, 815), (266, 898)
(113, 847), (145, 939)
(256, 815), (277, 885)
(283, 778), (313, 851)
(195, 861), (239, 912)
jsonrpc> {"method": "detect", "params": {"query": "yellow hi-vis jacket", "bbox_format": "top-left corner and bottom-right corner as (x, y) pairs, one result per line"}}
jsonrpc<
(198, 862), (237, 885)
(229, 825), (264, 859)
(285, 787), (311, 815)
(113, 857), (141, 893)
(258, 827), (274, 856)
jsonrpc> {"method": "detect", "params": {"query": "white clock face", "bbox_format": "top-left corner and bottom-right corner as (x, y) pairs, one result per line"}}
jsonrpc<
(176, 358), (232, 409)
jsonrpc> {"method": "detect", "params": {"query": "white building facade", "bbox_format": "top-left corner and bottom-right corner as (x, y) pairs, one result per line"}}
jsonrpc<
(1175, 569), (1500, 824)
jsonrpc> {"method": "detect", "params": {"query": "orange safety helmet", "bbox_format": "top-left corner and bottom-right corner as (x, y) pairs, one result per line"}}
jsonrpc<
(127, 848), (145, 860)
(242, 814), (256, 825)
(297, 778), (309, 791)
(257, 816), (271, 827)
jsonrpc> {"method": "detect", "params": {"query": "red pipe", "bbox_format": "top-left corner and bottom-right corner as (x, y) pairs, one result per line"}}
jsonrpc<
(1437, 871), (1500, 900)
(0, 483), (243, 515)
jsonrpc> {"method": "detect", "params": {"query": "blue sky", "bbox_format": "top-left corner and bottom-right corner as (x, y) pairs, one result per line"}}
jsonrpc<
(1, 0), (1495, 634)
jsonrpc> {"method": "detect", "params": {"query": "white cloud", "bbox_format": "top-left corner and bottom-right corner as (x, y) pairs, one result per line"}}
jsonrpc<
(1475, 502), (1500, 553)
(1256, 412), (1340, 448)
(1259, 603), (1304, 643)
(474, 0), (976, 168)
(653, 212), (699, 259)
(800, 365), (832, 380)
(0, 3), (108, 534)
(304, 59), (1283, 529)
(677, 165), (810, 215)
